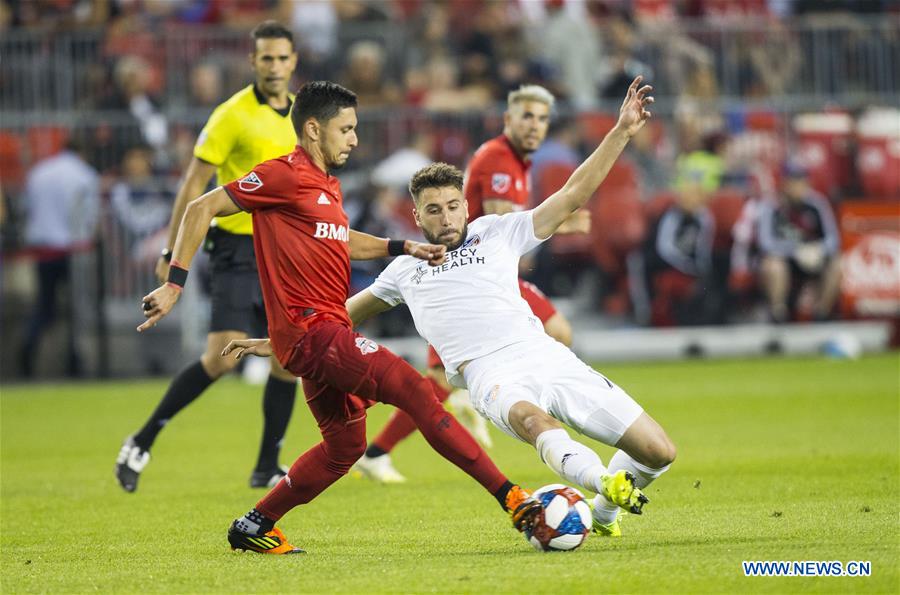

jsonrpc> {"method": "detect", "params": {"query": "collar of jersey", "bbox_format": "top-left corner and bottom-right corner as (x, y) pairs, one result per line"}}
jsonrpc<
(293, 145), (332, 180)
(252, 84), (293, 117)
(500, 134), (531, 169)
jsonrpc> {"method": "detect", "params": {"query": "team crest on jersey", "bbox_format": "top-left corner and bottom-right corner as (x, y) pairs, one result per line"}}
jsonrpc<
(462, 234), (481, 248)
(238, 172), (263, 192)
(491, 173), (511, 194)
(355, 337), (379, 355)
(411, 264), (428, 285)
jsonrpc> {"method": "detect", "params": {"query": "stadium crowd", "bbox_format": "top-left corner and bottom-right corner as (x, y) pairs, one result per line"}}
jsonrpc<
(1, 0), (898, 357)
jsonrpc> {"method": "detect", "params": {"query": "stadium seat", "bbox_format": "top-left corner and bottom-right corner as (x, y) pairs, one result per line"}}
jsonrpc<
(0, 131), (26, 189)
(591, 188), (646, 275)
(643, 190), (677, 222)
(856, 109), (900, 199)
(793, 111), (854, 198)
(743, 110), (783, 133)
(26, 126), (68, 161)
(578, 112), (618, 146)
(708, 187), (746, 252)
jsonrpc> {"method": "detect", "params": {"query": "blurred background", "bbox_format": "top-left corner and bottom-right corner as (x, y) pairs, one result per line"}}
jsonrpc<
(1, 0), (898, 380)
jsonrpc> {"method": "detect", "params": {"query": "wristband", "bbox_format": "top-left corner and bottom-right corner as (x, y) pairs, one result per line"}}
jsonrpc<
(160, 248), (173, 263)
(167, 263), (189, 288)
(387, 239), (406, 256)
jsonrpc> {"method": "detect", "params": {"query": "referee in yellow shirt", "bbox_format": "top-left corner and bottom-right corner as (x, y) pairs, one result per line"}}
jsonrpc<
(116, 21), (299, 492)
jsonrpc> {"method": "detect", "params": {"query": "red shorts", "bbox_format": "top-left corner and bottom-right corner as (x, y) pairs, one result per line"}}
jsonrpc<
(286, 320), (428, 433)
(426, 278), (557, 369)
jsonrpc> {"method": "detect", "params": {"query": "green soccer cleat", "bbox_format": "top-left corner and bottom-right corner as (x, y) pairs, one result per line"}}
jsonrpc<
(592, 517), (622, 537)
(600, 470), (649, 514)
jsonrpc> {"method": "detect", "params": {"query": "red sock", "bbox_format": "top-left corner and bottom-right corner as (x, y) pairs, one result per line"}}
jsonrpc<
(376, 362), (506, 495)
(372, 376), (451, 453)
(256, 410), (368, 520)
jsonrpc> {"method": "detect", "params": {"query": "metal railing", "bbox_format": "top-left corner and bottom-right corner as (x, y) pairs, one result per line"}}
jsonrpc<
(1, 17), (898, 115)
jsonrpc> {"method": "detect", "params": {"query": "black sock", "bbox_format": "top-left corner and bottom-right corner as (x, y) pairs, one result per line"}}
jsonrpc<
(133, 361), (214, 450)
(364, 444), (387, 459)
(493, 480), (515, 511)
(255, 375), (297, 471)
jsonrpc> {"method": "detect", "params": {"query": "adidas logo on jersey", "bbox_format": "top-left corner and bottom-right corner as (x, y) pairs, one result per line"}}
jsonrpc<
(313, 222), (349, 242)
(317, 192), (331, 205)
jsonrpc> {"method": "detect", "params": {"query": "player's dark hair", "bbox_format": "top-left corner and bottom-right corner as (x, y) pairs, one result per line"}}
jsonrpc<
(251, 20), (294, 50)
(291, 81), (358, 135)
(408, 162), (464, 203)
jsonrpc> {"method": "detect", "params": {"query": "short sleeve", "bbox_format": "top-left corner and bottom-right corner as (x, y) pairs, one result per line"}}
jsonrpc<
(194, 104), (238, 166)
(223, 157), (295, 211)
(492, 210), (545, 255)
(369, 263), (405, 306)
(472, 164), (519, 202)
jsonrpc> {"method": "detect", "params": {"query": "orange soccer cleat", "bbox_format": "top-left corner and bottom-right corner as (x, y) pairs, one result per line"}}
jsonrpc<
(505, 485), (543, 533)
(228, 522), (305, 555)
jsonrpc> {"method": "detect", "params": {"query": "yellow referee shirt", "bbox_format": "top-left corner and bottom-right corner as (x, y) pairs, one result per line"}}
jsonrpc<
(194, 85), (297, 235)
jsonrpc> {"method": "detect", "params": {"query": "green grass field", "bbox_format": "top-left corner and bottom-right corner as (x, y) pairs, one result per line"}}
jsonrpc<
(2, 354), (898, 593)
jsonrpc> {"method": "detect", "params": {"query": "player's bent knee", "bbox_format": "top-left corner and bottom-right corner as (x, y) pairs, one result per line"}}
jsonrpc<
(200, 351), (240, 378)
(642, 435), (676, 469)
(508, 402), (561, 444)
(323, 430), (367, 474)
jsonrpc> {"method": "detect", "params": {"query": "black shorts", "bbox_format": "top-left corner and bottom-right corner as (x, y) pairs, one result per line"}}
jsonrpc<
(205, 227), (267, 336)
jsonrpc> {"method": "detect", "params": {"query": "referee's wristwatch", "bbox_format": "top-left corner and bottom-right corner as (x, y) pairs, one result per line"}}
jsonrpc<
(160, 248), (173, 263)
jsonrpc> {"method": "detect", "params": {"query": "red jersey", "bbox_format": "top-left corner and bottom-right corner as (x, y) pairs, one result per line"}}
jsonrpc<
(464, 135), (531, 221)
(224, 146), (352, 364)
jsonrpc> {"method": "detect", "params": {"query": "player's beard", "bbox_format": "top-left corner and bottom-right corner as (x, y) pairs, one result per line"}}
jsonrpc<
(423, 222), (468, 252)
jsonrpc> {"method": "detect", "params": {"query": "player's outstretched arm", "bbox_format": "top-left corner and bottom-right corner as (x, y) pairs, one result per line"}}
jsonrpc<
(155, 158), (217, 283)
(348, 230), (447, 266)
(221, 338), (273, 360)
(532, 76), (653, 240)
(346, 289), (395, 326)
(138, 187), (240, 332)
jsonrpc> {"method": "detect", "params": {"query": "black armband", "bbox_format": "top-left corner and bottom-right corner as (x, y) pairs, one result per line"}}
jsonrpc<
(387, 239), (406, 256)
(167, 263), (189, 288)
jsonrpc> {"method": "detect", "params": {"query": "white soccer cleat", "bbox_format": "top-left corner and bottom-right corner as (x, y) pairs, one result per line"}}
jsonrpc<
(115, 436), (150, 493)
(352, 454), (406, 484)
(447, 389), (493, 448)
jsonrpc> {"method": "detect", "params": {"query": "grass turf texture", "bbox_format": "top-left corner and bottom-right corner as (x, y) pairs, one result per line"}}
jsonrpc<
(2, 354), (898, 593)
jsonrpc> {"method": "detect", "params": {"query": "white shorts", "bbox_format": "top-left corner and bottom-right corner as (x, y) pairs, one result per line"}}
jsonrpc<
(462, 338), (643, 445)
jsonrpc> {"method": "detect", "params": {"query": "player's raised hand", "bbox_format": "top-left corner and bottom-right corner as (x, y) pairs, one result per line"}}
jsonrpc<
(221, 338), (273, 360)
(617, 75), (653, 137)
(406, 241), (447, 266)
(137, 284), (181, 332)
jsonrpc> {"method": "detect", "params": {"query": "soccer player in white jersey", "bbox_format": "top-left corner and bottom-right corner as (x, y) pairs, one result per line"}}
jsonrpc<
(223, 77), (674, 536)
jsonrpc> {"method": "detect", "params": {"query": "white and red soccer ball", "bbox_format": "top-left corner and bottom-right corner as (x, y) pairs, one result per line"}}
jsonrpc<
(524, 484), (592, 552)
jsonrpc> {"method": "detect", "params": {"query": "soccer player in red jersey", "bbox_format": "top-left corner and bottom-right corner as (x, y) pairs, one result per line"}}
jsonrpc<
(137, 81), (540, 554)
(354, 86), (585, 483)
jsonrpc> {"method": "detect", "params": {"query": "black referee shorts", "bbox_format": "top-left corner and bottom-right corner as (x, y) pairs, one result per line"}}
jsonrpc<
(205, 227), (267, 337)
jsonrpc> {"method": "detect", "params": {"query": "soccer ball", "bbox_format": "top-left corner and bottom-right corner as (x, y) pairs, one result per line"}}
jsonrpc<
(524, 484), (592, 552)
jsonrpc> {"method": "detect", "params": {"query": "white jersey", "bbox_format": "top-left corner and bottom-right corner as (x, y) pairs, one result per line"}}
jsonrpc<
(370, 211), (548, 386)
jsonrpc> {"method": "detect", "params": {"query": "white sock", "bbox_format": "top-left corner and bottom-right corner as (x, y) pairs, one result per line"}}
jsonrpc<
(535, 428), (608, 496)
(592, 449), (671, 524)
